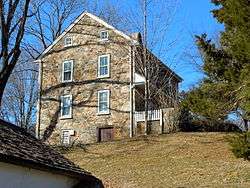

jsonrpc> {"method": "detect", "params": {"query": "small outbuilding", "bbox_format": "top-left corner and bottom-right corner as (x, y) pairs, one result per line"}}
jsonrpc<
(0, 119), (103, 188)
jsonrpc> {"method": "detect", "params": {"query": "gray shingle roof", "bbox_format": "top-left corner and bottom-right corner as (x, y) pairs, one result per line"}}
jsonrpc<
(0, 119), (98, 182)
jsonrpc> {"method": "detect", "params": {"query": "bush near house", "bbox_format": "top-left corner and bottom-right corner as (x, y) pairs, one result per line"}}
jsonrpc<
(179, 119), (241, 132)
(229, 132), (250, 161)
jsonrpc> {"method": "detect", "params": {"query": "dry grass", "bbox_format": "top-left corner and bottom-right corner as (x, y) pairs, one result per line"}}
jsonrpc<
(64, 133), (250, 188)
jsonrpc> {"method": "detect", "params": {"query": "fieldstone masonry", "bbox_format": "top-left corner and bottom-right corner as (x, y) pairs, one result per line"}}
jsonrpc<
(39, 14), (131, 145)
(38, 12), (182, 145)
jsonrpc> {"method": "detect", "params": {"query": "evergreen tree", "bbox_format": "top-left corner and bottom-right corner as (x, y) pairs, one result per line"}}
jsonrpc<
(184, 0), (250, 130)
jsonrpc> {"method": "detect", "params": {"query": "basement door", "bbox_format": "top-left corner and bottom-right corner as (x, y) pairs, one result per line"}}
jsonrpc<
(98, 127), (114, 142)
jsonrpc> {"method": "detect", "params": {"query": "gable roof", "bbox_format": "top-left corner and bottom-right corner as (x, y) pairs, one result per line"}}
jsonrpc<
(38, 11), (136, 59)
(0, 119), (100, 183)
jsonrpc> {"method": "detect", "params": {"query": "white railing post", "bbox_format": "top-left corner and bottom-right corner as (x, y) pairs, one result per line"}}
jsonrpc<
(135, 109), (162, 122)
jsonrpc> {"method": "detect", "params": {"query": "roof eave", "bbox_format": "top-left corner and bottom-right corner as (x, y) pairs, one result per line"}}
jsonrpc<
(0, 153), (97, 181)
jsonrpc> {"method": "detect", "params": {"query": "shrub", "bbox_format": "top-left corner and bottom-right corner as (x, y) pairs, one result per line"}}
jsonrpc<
(228, 132), (250, 160)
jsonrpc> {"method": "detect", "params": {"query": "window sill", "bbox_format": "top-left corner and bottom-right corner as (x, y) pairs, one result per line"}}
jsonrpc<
(97, 112), (110, 116)
(60, 116), (73, 120)
(97, 75), (110, 79)
(64, 44), (73, 48)
(99, 39), (109, 42)
(61, 80), (74, 83)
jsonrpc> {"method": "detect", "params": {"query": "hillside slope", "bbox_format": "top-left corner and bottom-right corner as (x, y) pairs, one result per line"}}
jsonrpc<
(64, 133), (250, 188)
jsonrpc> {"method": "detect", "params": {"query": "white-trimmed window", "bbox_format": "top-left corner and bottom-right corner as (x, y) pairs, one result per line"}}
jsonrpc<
(100, 30), (109, 41)
(62, 60), (73, 82)
(98, 90), (110, 114)
(98, 55), (110, 78)
(64, 37), (73, 47)
(61, 129), (74, 145)
(61, 95), (72, 118)
(62, 130), (70, 145)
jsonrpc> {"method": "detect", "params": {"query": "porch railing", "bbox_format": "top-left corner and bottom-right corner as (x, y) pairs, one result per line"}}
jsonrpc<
(135, 109), (162, 122)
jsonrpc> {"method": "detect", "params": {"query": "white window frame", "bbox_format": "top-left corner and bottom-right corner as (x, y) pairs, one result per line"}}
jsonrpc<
(97, 90), (110, 115)
(60, 95), (73, 119)
(98, 54), (110, 78)
(100, 30), (109, 41)
(61, 129), (74, 145)
(61, 130), (70, 145)
(64, 36), (73, 47)
(62, 60), (74, 82)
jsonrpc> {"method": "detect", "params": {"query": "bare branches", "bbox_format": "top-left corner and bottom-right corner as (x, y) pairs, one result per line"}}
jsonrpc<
(0, 0), (32, 105)
(27, 0), (87, 51)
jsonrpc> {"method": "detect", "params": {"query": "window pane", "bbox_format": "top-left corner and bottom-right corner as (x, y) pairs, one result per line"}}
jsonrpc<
(100, 66), (108, 76)
(64, 62), (71, 71)
(99, 92), (107, 102)
(101, 31), (108, 39)
(62, 106), (70, 116)
(64, 72), (71, 81)
(65, 38), (72, 45)
(62, 96), (71, 116)
(99, 91), (108, 113)
(99, 102), (108, 112)
(100, 57), (108, 66)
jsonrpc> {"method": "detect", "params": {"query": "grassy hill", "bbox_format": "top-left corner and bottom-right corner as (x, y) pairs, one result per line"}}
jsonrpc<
(64, 133), (250, 187)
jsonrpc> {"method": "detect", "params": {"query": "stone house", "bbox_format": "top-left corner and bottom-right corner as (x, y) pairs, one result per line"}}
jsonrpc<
(36, 12), (182, 145)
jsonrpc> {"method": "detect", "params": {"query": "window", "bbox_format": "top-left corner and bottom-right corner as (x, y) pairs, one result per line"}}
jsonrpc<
(98, 90), (110, 114)
(64, 37), (73, 47)
(100, 30), (109, 41)
(62, 60), (73, 82)
(61, 95), (72, 118)
(62, 130), (70, 145)
(61, 129), (74, 145)
(98, 55), (110, 78)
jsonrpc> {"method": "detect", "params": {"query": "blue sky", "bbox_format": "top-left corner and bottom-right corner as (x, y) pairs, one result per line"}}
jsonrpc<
(171, 0), (224, 91)
(41, 0), (224, 92)
(96, 0), (224, 91)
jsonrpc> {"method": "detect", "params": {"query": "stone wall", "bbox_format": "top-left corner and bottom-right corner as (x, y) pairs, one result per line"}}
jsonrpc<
(162, 108), (180, 133)
(39, 14), (132, 145)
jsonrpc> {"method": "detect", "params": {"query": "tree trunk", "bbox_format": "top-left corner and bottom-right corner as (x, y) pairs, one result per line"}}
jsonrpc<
(243, 119), (249, 132)
(0, 73), (11, 106)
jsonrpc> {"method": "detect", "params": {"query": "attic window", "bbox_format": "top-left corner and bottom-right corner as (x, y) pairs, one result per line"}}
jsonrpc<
(64, 37), (73, 47)
(100, 31), (109, 41)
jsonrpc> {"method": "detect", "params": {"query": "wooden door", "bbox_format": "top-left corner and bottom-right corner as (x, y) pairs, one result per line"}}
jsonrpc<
(99, 128), (114, 142)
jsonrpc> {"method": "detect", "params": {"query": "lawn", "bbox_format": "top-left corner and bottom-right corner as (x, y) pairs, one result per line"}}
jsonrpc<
(64, 133), (250, 188)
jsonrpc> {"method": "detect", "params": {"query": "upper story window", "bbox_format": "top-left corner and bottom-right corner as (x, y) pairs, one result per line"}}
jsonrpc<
(98, 90), (110, 114)
(64, 37), (73, 47)
(98, 55), (110, 78)
(100, 30), (109, 41)
(62, 60), (73, 82)
(61, 95), (72, 118)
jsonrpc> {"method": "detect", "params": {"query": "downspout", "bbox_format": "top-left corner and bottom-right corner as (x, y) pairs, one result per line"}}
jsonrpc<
(129, 45), (135, 138)
(35, 59), (43, 139)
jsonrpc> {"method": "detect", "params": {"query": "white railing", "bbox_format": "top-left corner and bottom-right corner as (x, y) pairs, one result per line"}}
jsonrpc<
(135, 109), (162, 122)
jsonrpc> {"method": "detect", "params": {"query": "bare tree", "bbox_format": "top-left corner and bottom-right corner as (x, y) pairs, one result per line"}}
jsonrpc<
(0, 0), (32, 105)
(123, 0), (181, 134)
(0, 58), (38, 131)
(26, 0), (123, 54)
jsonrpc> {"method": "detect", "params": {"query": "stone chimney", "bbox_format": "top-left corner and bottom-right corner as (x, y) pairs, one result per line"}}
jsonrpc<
(130, 32), (142, 44)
